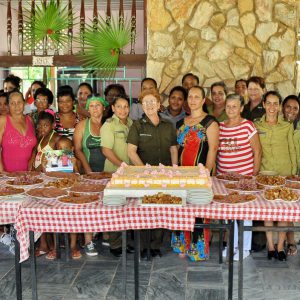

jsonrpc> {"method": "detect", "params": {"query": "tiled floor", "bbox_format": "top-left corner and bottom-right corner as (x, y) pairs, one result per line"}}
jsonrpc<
(1, 235), (300, 300)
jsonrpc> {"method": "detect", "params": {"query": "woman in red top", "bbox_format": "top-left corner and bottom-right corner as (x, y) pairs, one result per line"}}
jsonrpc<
(0, 91), (37, 172)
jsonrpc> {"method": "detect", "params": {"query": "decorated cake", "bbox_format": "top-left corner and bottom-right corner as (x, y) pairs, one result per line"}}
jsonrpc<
(107, 163), (211, 189)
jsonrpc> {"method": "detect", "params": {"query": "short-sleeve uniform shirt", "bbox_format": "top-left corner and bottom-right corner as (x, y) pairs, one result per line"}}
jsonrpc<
(100, 114), (133, 172)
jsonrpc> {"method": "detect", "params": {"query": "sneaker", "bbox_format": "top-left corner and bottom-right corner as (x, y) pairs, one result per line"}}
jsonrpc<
(9, 241), (15, 255)
(233, 250), (250, 261)
(84, 241), (98, 256)
(0, 233), (12, 246)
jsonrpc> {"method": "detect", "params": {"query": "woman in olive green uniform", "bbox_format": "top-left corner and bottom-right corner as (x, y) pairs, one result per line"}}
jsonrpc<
(127, 89), (178, 258)
(100, 95), (133, 257)
(101, 95), (133, 172)
(73, 96), (108, 256)
(255, 91), (296, 261)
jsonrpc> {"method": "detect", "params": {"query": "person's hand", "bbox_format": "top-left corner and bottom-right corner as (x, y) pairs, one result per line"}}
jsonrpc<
(25, 87), (32, 101)
(42, 156), (48, 168)
(159, 104), (166, 112)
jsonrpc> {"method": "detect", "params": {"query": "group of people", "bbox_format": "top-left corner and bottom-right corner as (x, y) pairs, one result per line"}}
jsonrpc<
(0, 72), (299, 262)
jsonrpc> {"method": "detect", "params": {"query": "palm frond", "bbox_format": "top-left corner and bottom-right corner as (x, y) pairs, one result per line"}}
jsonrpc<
(24, 0), (70, 48)
(79, 15), (132, 77)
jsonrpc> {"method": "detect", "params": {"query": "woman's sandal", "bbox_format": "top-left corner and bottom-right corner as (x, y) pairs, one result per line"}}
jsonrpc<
(71, 249), (82, 260)
(46, 250), (57, 260)
(35, 249), (48, 257)
(287, 244), (298, 256)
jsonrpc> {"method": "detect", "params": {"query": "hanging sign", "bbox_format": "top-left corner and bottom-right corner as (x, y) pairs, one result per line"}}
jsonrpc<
(32, 56), (54, 66)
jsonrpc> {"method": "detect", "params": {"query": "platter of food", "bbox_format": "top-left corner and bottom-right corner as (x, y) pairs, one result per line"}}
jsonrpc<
(224, 179), (264, 193)
(140, 192), (183, 206)
(6, 171), (41, 178)
(45, 172), (80, 180)
(216, 172), (252, 182)
(57, 192), (100, 205)
(82, 172), (112, 181)
(256, 175), (285, 187)
(44, 178), (78, 189)
(263, 187), (300, 202)
(213, 192), (257, 205)
(6, 175), (43, 187)
(69, 183), (106, 193)
(285, 181), (300, 190)
(26, 187), (68, 199)
(0, 186), (25, 198)
(286, 175), (300, 183)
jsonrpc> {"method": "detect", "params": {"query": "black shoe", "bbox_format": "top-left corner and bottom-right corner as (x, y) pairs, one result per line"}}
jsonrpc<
(151, 249), (162, 257)
(126, 245), (135, 254)
(140, 249), (147, 259)
(267, 250), (278, 260)
(110, 247), (122, 257)
(278, 251), (286, 261)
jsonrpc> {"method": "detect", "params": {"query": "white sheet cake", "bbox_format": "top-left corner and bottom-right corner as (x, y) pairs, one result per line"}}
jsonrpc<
(108, 163), (211, 188)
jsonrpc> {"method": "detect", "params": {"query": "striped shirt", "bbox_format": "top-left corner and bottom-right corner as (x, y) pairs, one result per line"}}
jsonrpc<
(217, 119), (257, 175)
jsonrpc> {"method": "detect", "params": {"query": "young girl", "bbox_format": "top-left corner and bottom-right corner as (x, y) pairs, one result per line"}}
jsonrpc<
(34, 110), (60, 172)
(45, 136), (80, 260)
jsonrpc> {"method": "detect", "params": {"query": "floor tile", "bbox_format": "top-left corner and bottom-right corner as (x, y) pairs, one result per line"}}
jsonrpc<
(106, 283), (147, 300)
(186, 287), (226, 300)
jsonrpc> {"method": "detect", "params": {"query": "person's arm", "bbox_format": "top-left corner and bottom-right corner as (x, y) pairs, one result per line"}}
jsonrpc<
(100, 121), (123, 167)
(73, 120), (92, 174)
(102, 147), (123, 167)
(205, 121), (219, 173)
(170, 145), (178, 165)
(287, 124), (297, 175)
(127, 143), (144, 166)
(0, 116), (6, 172)
(28, 148), (37, 171)
(249, 133), (262, 175)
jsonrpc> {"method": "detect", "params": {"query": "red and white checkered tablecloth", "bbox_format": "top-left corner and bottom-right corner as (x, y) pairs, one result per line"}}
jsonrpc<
(14, 178), (300, 262)
(0, 200), (23, 225)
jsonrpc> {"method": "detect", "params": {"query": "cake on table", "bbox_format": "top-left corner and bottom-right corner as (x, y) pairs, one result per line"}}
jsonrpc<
(103, 163), (212, 205)
(108, 163), (211, 188)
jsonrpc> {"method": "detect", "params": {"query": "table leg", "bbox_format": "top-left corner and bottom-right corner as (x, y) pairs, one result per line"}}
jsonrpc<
(122, 231), (127, 300)
(219, 221), (224, 264)
(30, 231), (38, 300)
(146, 229), (151, 261)
(14, 231), (22, 300)
(55, 233), (61, 259)
(64, 233), (70, 261)
(134, 230), (140, 300)
(228, 221), (234, 300)
(238, 221), (244, 300)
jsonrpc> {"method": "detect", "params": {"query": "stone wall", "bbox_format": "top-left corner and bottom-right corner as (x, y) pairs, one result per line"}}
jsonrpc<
(147, 0), (299, 98)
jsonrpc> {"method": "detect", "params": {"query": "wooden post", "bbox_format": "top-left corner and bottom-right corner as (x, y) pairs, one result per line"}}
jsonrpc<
(80, 0), (85, 53)
(119, 0), (124, 28)
(93, 0), (98, 31)
(106, 0), (111, 25)
(31, 0), (36, 55)
(119, 0), (124, 54)
(130, 0), (136, 54)
(7, 0), (12, 56)
(18, 0), (24, 55)
(68, 0), (73, 55)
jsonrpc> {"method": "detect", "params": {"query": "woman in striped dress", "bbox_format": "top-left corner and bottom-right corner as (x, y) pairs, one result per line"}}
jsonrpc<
(217, 94), (261, 260)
